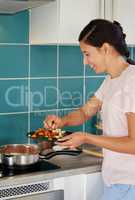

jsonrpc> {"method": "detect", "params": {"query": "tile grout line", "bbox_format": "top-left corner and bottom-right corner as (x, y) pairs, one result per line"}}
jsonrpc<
(28, 10), (31, 133)
(33, 107), (78, 113)
(83, 63), (86, 132)
(0, 75), (106, 81)
(0, 43), (29, 46)
(0, 78), (29, 80)
(56, 44), (59, 115)
(131, 46), (134, 60)
(30, 43), (80, 46)
(0, 108), (78, 116)
(0, 42), (134, 48)
(0, 112), (28, 116)
(85, 75), (106, 78)
(56, 0), (60, 116)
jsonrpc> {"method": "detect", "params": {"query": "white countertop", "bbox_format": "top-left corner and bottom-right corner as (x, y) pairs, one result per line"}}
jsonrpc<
(0, 149), (102, 187)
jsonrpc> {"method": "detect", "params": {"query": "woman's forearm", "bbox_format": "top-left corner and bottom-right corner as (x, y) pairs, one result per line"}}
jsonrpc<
(62, 108), (88, 127)
(85, 134), (135, 154)
(62, 95), (101, 127)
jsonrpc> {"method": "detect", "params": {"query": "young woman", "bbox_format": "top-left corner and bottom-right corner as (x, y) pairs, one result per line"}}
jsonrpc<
(44, 19), (135, 200)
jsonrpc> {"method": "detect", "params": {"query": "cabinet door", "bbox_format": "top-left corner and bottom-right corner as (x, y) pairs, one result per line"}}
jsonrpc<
(30, 0), (100, 44)
(30, 0), (59, 44)
(86, 172), (104, 200)
(59, 0), (100, 44)
(64, 174), (86, 200)
(113, 0), (135, 45)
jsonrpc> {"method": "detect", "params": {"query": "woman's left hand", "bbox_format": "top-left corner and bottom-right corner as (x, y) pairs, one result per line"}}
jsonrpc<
(56, 132), (88, 148)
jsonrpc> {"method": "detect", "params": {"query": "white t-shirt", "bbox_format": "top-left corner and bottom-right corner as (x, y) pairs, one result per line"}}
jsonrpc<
(95, 65), (135, 186)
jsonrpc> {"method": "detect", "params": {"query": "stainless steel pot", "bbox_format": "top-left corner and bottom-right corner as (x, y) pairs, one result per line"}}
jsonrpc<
(0, 143), (82, 168)
(0, 144), (40, 167)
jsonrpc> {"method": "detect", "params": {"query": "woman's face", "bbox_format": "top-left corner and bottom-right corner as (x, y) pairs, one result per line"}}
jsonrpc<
(80, 41), (107, 74)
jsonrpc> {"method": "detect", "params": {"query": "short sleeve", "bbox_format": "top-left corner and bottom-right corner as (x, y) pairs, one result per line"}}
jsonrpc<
(122, 90), (135, 114)
(95, 76), (108, 101)
(122, 75), (135, 113)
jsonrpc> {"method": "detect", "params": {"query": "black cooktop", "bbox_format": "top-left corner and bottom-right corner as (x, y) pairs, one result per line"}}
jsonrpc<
(0, 160), (60, 178)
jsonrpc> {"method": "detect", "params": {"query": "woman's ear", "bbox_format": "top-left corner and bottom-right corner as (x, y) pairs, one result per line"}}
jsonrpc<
(100, 43), (111, 55)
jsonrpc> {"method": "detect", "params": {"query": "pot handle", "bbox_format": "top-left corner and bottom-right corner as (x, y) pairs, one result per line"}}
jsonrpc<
(39, 149), (82, 160)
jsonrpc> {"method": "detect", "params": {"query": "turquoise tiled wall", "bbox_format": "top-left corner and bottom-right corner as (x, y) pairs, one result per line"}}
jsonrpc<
(59, 46), (84, 76)
(4, 11), (135, 145)
(0, 80), (28, 113)
(30, 79), (57, 111)
(0, 11), (29, 145)
(0, 11), (29, 43)
(0, 114), (28, 144)
(0, 11), (106, 145)
(58, 78), (83, 109)
(31, 45), (57, 77)
(30, 111), (57, 131)
(0, 45), (29, 78)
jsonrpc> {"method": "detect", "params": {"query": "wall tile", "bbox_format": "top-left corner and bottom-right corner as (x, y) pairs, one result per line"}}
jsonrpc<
(30, 110), (57, 131)
(0, 113), (28, 145)
(58, 78), (83, 109)
(84, 115), (97, 134)
(0, 11), (29, 43)
(132, 47), (135, 61)
(59, 46), (83, 76)
(0, 80), (28, 113)
(31, 45), (57, 77)
(0, 45), (29, 78)
(30, 79), (57, 111)
(128, 47), (132, 57)
(84, 77), (105, 134)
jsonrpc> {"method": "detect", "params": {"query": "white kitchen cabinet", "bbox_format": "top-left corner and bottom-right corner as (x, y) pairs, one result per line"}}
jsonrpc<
(85, 172), (104, 200)
(53, 172), (103, 200)
(59, 0), (100, 44)
(63, 174), (86, 200)
(53, 174), (86, 200)
(30, 0), (100, 44)
(113, 0), (135, 45)
(30, 0), (59, 44)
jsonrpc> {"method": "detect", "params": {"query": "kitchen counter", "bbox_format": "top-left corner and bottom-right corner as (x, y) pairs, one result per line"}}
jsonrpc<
(0, 145), (102, 187)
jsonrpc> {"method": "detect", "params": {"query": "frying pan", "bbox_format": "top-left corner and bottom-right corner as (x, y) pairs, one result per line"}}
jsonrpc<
(0, 144), (82, 168)
(27, 130), (72, 150)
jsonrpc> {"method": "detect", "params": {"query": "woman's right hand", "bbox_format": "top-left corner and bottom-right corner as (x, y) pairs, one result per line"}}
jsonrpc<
(56, 132), (88, 148)
(43, 115), (64, 130)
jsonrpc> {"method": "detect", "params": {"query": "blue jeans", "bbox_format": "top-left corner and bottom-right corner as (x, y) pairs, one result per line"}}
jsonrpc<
(101, 184), (135, 200)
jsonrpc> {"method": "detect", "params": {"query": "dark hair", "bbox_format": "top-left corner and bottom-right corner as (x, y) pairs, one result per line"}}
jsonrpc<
(78, 19), (135, 65)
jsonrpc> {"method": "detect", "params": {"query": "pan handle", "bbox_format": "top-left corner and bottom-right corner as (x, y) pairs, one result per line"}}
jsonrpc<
(39, 149), (82, 160)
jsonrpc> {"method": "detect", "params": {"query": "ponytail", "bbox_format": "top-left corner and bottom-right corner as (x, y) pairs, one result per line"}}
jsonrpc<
(126, 58), (135, 65)
(79, 19), (135, 65)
